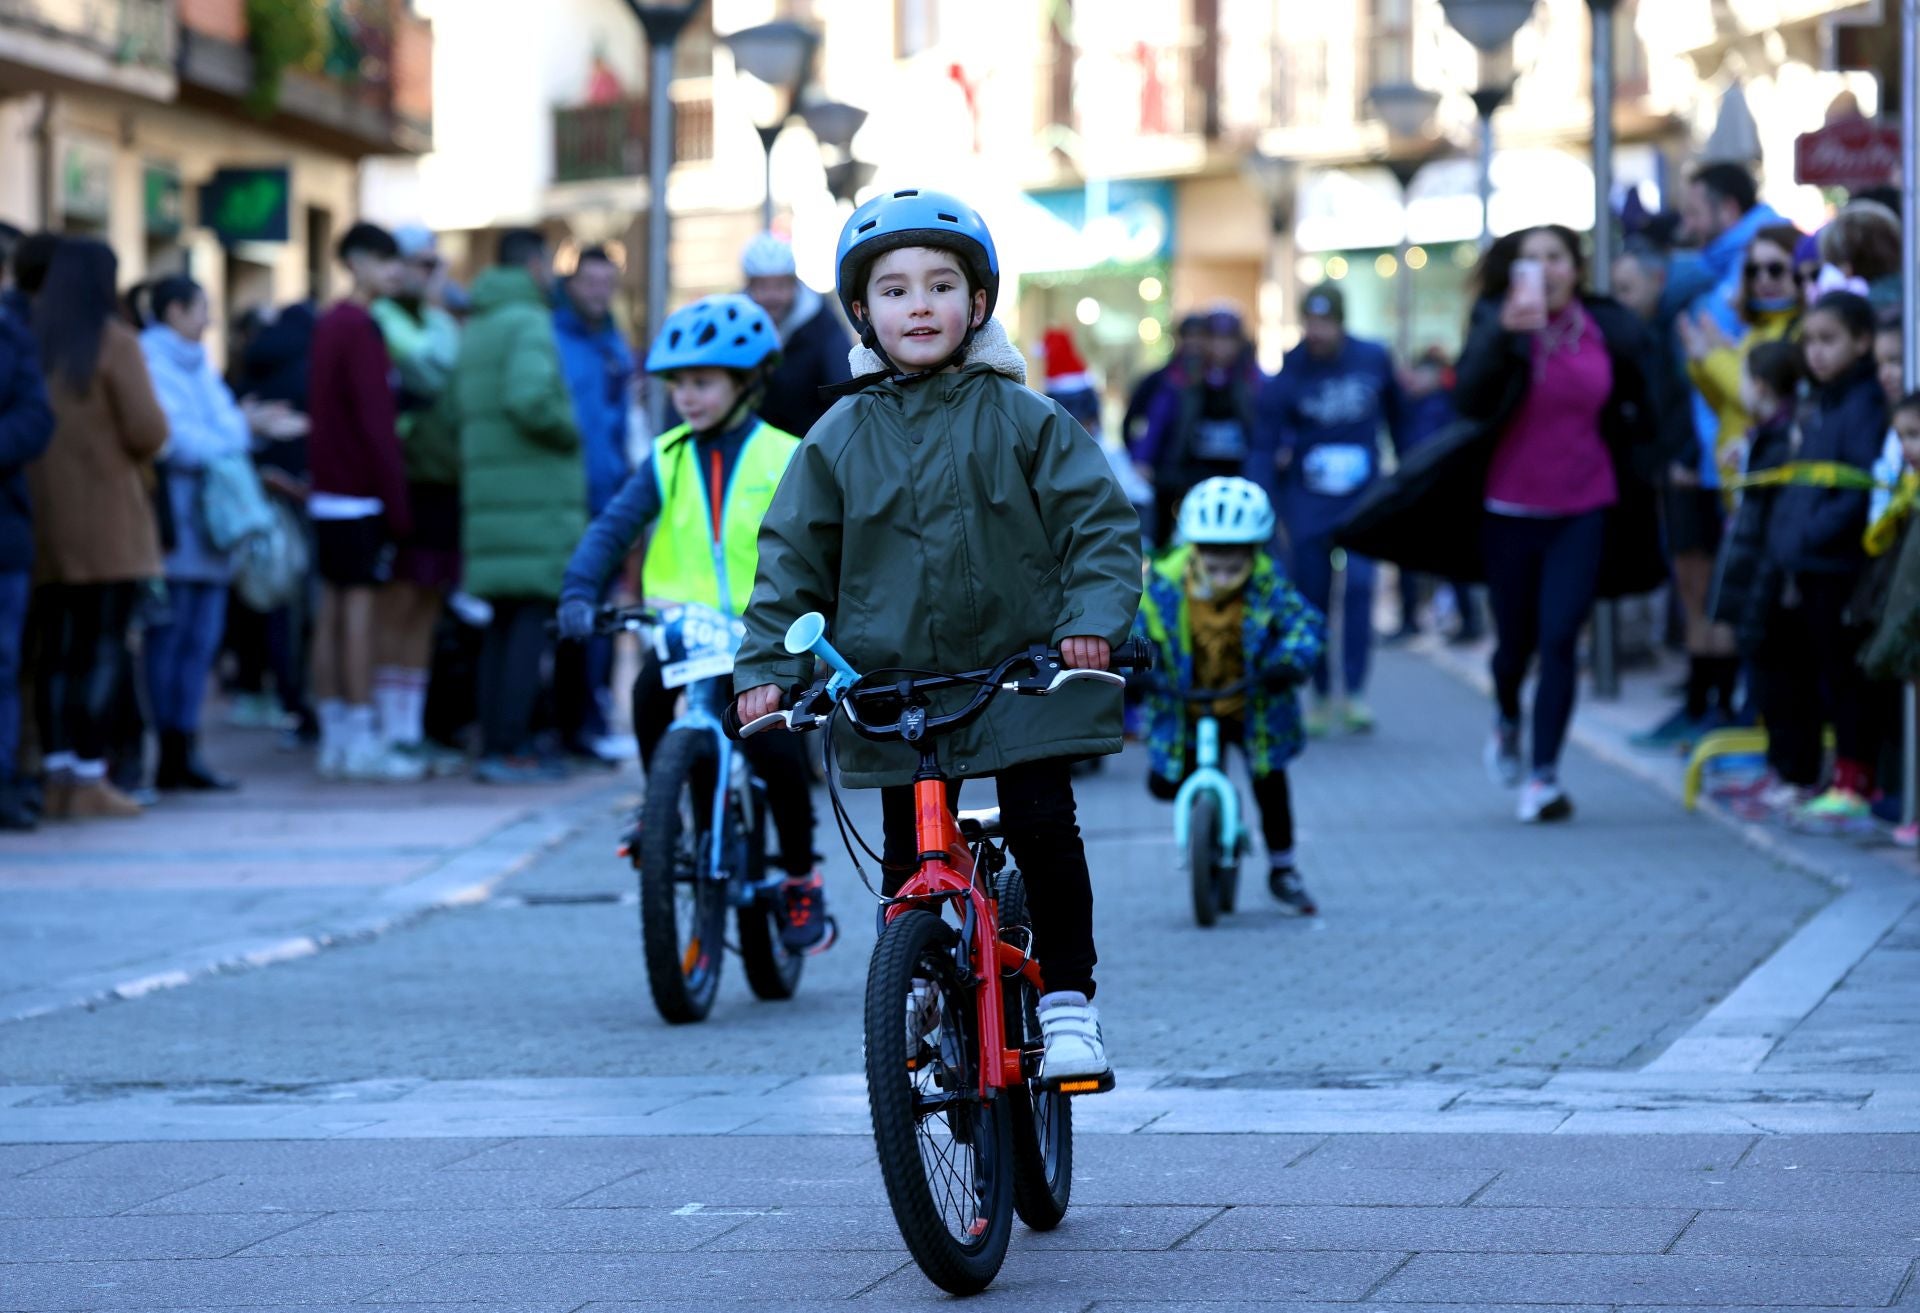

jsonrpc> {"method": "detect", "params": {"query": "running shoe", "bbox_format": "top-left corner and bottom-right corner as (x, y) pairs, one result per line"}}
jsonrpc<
(1892, 822), (1919, 850)
(1788, 788), (1875, 836)
(1484, 720), (1523, 788)
(1343, 699), (1375, 734)
(1268, 865), (1318, 916)
(1518, 776), (1574, 823)
(779, 869), (837, 953)
(1725, 781), (1814, 823)
(1305, 699), (1332, 739)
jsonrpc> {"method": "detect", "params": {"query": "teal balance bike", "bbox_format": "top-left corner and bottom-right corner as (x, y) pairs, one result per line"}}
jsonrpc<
(1168, 683), (1253, 928)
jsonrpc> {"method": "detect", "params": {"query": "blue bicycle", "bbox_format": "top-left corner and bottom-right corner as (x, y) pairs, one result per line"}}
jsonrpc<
(1168, 682), (1253, 928)
(595, 603), (805, 1023)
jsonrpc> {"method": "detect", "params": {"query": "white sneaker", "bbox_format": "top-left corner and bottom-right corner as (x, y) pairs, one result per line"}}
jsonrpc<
(1485, 722), (1523, 788)
(343, 741), (427, 783)
(317, 737), (347, 781)
(1037, 991), (1112, 1091)
(1517, 776), (1573, 823)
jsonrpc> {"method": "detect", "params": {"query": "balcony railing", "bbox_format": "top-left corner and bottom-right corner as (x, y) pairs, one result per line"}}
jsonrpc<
(552, 95), (715, 184)
(1034, 42), (1217, 147)
(0, 0), (177, 76)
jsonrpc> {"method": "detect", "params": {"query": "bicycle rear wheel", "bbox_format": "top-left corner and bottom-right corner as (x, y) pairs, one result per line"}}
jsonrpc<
(1189, 792), (1221, 927)
(637, 729), (729, 1023)
(736, 794), (804, 1000)
(865, 909), (1013, 1294)
(994, 869), (1072, 1230)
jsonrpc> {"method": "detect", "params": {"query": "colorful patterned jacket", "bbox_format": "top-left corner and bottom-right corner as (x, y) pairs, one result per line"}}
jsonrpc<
(1132, 545), (1326, 782)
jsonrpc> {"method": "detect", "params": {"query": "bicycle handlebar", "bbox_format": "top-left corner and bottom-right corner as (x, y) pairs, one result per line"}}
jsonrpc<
(725, 635), (1154, 744)
(544, 604), (660, 639)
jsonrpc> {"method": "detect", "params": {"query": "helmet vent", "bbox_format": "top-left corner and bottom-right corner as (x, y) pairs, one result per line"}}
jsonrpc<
(893, 189), (919, 198)
(936, 213), (959, 223)
(725, 305), (738, 319)
(694, 322), (718, 346)
(667, 329), (683, 347)
(856, 220), (877, 233)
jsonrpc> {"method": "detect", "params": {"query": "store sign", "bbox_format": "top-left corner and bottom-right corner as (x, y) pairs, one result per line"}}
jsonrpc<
(1794, 119), (1900, 189)
(61, 139), (113, 225)
(1024, 180), (1175, 273)
(144, 165), (183, 238)
(199, 167), (292, 245)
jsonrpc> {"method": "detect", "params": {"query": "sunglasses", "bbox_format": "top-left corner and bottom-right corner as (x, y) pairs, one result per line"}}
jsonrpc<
(1745, 260), (1790, 280)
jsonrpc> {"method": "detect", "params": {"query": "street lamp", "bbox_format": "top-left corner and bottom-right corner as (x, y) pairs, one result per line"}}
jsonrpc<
(1367, 82), (1441, 364)
(626, 0), (703, 434)
(1440, 0), (1537, 248)
(722, 20), (819, 227)
(825, 157), (876, 206)
(1587, 0), (1622, 699)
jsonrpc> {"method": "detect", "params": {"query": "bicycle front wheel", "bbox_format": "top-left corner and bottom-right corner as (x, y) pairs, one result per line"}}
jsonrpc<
(637, 729), (729, 1023)
(865, 910), (1013, 1294)
(1189, 791), (1221, 927)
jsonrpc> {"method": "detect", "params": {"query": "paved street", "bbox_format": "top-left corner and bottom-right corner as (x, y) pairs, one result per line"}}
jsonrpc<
(2, 649), (1917, 1309)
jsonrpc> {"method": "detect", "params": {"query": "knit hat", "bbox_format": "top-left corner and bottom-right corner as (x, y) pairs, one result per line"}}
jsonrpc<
(1302, 284), (1345, 321)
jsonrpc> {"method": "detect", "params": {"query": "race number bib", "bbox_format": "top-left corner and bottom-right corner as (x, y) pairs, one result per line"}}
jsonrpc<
(1301, 443), (1373, 496)
(1192, 418), (1250, 463)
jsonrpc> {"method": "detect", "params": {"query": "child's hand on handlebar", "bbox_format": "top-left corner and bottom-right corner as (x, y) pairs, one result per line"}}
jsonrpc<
(736, 684), (784, 723)
(1061, 636), (1111, 671)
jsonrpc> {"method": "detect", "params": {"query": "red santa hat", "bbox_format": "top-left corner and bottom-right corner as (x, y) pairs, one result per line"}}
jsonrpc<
(1042, 327), (1093, 395)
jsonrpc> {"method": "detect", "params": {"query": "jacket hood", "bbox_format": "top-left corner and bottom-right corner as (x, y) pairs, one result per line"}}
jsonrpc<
(777, 282), (825, 344)
(141, 322), (208, 373)
(848, 317), (1027, 385)
(470, 266), (550, 313)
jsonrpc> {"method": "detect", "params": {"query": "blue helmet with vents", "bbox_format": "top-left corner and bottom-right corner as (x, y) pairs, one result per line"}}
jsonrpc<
(833, 188), (1000, 336)
(645, 294), (780, 375)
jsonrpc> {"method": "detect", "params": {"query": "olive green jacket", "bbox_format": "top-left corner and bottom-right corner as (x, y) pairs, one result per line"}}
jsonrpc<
(734, 320), (1143, 788)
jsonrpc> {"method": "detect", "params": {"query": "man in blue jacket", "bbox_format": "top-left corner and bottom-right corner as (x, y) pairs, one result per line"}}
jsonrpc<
(553, 245), (635, 763)
(0, 223), (56, 828)
(1248, 285), (1404, 735)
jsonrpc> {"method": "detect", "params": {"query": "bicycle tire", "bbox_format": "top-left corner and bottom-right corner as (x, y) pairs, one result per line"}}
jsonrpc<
(637, 729), (729, 1023)
(865, 909), (1013, 1294)
(736, 789), (804, 1000)
(1189, 791), (1220, 927)
(1218, 824), (1241, 915)
(994, 868), (1072, 1231)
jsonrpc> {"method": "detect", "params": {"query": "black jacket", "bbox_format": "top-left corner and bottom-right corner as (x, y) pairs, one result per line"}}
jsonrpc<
(0, 290), (55, 572)
(1709, 410), (1794, 653)
(760, 297), (851, 438)
(1335, 295), (1667, 599)
(1766, 358), (1886, 577)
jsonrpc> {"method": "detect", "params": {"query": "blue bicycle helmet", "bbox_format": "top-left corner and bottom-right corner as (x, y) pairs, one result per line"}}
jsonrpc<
(833, 188), (1000, 337)
(645, 294), (779, 375)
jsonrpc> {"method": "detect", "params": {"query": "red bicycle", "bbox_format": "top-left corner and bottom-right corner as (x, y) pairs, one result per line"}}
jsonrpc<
(737, 615), (1150, 1293)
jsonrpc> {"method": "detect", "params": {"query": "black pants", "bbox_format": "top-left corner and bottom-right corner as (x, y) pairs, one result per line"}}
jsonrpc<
(33, 581), (138, 763)
(1482, 511), (1605, 773)
(880, 756), (1097, 1000)
(631, 656), (816, 877)
(477, 598), (550, 758)
(1756, 575), (1879, 787)
(1147, 720), (1295, 856)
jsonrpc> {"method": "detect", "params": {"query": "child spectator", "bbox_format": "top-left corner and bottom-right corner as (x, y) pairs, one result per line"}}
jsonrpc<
(307, 222), (421, 782)
(1133, 478), (1326, 913)
(1758, 292), (1887, 830)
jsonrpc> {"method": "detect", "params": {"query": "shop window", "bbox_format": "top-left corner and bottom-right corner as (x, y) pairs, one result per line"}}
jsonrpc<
(896, 0), (938, 59)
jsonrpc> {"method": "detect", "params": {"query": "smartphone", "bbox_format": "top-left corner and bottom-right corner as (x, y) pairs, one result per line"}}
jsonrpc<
(1509, 258), (1546, 318)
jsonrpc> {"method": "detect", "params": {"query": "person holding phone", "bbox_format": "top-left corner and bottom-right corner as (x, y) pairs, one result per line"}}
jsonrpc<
(1450, 226), (1665, 823)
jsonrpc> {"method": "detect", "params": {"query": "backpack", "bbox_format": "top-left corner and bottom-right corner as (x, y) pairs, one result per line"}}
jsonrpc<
(231, 495), (310, 612)
(200, 452), (275, 551)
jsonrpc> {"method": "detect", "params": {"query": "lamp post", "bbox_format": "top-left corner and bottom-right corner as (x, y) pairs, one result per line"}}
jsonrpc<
(1369, 82), (1441, 365)
(1903, 0), (1919, 825)
(1587, 0), (1622, 699)
(1440, 0), (1537, 248)
(626, 0), (703, 434)
(722, 20), (820, 228)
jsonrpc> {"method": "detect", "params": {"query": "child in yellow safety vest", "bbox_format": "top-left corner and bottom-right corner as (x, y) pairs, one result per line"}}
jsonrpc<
(557, 293), (833, 953)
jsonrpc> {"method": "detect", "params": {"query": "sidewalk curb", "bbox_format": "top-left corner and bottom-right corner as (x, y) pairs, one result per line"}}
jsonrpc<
(0, 784), (628, 1026)
(1416, 641), (1920, 1075)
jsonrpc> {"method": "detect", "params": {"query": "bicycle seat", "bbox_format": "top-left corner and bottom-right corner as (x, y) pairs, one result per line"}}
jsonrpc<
(957, 807), (1003, 841)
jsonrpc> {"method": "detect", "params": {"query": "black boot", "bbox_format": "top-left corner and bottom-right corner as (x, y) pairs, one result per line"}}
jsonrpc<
(179, 732), (239, 792)
(154, 730), (188, 790)
(0, 782), (35, 831)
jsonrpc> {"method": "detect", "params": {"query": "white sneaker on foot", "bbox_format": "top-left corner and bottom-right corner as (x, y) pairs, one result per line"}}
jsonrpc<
(1485, 722), (1523, 788)
(1518, 776), (1573, 823)
(1038, 991), (1112, 1091)
(343, 741), (427, 783)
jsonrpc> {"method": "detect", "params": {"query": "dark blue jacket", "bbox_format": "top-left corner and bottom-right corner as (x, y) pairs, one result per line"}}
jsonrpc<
(1400, 387), (1455, 453)
(1766, 357), (1888, 577)
(1250, 334), (1405, 539)
(0, 290), (56, 571)
(553, 300), (635, 515)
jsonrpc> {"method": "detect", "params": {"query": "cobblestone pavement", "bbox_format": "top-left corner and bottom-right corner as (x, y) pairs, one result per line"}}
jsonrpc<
(0, 653), (1832, 1086)
(2, 650), (1915, 1310)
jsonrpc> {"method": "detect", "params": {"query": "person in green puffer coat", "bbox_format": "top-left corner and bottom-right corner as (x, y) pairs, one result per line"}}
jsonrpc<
(453, 228), (583, 780)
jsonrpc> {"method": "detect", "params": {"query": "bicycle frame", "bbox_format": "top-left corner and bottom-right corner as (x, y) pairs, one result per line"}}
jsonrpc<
(1172, 714), (1243, 862)
(884, 763), (1048, 1101)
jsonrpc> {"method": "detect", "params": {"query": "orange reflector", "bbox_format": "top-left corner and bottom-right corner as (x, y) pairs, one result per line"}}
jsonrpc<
(1057, 1080), (1101, 1094)
(682, 938), (702, 975)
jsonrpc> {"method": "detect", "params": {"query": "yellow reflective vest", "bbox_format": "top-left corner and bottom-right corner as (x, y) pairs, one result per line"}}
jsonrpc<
(641, 420), (800, 615)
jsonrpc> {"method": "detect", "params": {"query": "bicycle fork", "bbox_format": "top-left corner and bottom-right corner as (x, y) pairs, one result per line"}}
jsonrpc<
(1173, 715), (1242, 859)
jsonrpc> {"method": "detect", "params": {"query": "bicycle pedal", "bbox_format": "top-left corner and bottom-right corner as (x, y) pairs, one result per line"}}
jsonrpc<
(1041, 1069), (1116, 1096)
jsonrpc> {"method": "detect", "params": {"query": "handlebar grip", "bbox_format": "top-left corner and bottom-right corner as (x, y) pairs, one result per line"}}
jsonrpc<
(1113, 637), (1154, 672)
(720, 698), (747, 742)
